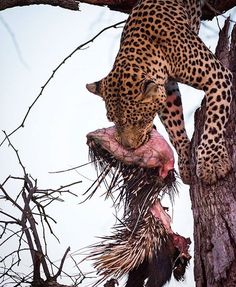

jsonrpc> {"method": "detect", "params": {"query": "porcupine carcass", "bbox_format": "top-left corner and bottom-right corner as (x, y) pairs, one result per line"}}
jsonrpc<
(85, 126), (191, 287)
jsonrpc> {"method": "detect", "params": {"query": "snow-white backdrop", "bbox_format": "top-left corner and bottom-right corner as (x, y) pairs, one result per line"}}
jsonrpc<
(0, 3), (235, 286)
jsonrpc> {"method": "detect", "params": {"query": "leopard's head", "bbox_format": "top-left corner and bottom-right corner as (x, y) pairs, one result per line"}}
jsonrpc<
(86, 68), (166, 149)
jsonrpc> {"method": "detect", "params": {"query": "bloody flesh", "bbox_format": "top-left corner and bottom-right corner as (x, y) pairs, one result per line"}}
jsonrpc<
(87, 126), (174, 179)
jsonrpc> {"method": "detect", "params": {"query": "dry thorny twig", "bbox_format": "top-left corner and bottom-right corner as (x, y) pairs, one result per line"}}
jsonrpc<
(0, 134), (84, 286)
(0, 20), (126, 148)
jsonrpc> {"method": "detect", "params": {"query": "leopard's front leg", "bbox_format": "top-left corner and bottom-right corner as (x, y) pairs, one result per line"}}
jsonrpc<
(159, 81), (191, 184)
(169, 29), (233, 184)
(196, 72), (232, 184)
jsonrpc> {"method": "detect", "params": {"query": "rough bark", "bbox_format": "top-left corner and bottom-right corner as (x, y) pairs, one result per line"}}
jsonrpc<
(79, 0), (236, 20)
(189, 20), (236, 287)
(1, 0), (236, 19)
(203, 0), (236, 20)
(0, 0), (79, 11)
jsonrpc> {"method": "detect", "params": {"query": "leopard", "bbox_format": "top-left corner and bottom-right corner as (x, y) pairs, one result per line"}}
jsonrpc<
(86, 0), (233, 185)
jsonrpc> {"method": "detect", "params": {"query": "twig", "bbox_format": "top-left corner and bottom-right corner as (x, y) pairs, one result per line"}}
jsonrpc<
(1, 175), (25, 187)
(0, 211), (20, 224)
(0, 228), (24, 248)
(0, 248), (30, 265)
(52, 247), (71, 280)
(0, 185), (25, 213)
(70, 256), (86, 285)
(205, 1), (236, 23)
(1, 122), (86, 285)
(21, 180), (51, 279)
(3, 131), (26, 175)
(0, 20), (126, 148)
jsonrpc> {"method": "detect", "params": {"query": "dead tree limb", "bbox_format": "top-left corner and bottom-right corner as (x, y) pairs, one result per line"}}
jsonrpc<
(0, 0), (79, 11)
(0, 137), (83, 287)
(79, 0), (236, 18)
(1, 0), (236, 20)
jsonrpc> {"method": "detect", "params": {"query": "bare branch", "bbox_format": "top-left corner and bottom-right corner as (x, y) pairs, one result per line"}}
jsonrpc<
(0, 211), (20, 224)
(202, 0), (236, 20)
(70, 256), (86, 285)
(0, 139), (86, 285)
(1, 175), (25, 187)
(0, 20), (126, 148)
(0, 0), (79, 11)
(0, 0), (236, 23)
(0, 185), (25, 213)
(79, 0), (236, 18)
(21, 178), (51, 279)
(3, 131), (27, 176)
(80, 0), (137, 13)
(52, 247), (71, 280)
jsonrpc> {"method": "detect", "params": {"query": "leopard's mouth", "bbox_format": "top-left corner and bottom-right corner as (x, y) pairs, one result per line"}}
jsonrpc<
(143, 133), (151, 145)
(86, 125), (175, 179)
(114, 132), (150, 151)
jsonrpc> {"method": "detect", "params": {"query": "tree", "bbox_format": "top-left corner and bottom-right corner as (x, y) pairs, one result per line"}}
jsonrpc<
(0, 135), (84, 286)
(190, 19), (236, 287)
(1, 1), (236, 287)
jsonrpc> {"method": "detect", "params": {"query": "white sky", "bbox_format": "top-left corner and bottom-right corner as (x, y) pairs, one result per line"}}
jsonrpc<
(0, 3), (235, 286)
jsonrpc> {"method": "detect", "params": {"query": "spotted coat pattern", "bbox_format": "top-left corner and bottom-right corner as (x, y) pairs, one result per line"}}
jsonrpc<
(86, 0), (233, 184)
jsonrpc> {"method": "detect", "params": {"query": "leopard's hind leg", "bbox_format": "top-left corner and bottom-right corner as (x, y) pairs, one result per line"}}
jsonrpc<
(159, 81), (191, 184)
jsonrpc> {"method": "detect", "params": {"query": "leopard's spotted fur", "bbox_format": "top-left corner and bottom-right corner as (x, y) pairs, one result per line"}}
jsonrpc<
(86, 0), (233, 184)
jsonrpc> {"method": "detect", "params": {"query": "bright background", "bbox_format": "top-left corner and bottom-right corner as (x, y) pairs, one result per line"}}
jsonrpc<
(0, 3), (235, 286)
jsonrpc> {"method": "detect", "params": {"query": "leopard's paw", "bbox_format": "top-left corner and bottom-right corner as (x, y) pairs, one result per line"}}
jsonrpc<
(196, 141), (231, 184)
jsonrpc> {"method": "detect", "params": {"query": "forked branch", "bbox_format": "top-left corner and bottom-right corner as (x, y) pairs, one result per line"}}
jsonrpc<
(0, 137), (84, 286)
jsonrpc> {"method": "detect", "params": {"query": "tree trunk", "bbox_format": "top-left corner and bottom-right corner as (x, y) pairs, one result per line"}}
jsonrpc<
(189, 20), (236, 287)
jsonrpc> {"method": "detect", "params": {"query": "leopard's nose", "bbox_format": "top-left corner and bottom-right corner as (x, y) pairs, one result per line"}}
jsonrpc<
(120, 137), (135, 150)
(118, 133), (141, 150)
(115, 126), (145, 149)
(115, 131), (135, 149)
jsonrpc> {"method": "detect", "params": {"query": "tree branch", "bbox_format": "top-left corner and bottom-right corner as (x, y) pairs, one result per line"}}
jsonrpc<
(1, 0), (235, 17)
(0, 20), (126, 148)
(80, 0), (137, 13)
(0, 138), (84, 285)
(79, 0), (236, 19)
(52, 247), (71, 280)
(202, 0), (236, 20)
(0, 0), (79, 11)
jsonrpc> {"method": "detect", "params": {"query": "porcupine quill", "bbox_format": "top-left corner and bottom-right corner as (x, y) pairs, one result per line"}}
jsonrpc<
(85, 138), (178, 208)
(84, 137), (191, 287)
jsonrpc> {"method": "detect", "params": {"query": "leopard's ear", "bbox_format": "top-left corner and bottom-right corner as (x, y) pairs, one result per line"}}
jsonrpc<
(143, 80), (158, 94)
(141, 81), (159, 103)
(86, 80), (103, 98)
(142, 80), (166, 104)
